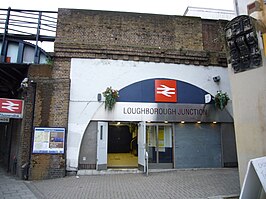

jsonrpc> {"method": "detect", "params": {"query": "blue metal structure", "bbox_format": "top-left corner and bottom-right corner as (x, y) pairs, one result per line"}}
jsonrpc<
(0, 8), (57, 98)
(0, 7), (57, 63)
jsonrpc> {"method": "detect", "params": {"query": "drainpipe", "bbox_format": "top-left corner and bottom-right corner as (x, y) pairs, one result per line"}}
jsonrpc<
(234, 0), (240, 16)
(23, 81), (37, 180)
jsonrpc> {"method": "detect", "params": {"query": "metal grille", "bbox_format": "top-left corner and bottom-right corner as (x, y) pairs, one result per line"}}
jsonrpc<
(79, 164), (96, 170)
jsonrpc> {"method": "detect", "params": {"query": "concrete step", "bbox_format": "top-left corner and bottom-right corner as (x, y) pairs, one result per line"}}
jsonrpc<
(77, 168), (142, 175)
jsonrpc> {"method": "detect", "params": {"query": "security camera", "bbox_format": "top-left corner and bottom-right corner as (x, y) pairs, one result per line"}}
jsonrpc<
(213, 76), (220, 82)
(21, 78), (29, 88)
(22, 78), (28, 83)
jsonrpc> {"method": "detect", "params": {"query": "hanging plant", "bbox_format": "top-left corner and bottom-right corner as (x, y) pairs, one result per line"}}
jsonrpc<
(102, 87), (119, 110)
(214, 91), (230, 110)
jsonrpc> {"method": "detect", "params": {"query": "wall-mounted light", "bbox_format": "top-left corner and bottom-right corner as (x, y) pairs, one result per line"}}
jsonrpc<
(181, 121), (185, 124)
(205, 94), (212, 103)
(213, 121), (217, 124)
(164, 121), (168, 124)
(213, 76), (221, 83)
(97, 93), (102, 101)
(197, 121), (201, 124)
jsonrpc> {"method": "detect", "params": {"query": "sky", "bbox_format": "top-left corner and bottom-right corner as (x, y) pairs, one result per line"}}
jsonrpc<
(1, 0), (235, 52)
(2, 0), (235, 15)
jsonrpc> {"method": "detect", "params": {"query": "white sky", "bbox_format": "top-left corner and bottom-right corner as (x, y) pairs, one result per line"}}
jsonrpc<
(1, 0), (235, 52)
(2, 0), (235, 15)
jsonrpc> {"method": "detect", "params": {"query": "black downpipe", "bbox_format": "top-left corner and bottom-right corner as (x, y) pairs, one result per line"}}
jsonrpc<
(24, 81), (37, 180)
(7, 120), (13, 173)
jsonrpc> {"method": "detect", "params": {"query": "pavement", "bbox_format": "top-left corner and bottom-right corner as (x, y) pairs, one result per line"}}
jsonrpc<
(0, 167), (36, 199)
(0, 167), (240, 199)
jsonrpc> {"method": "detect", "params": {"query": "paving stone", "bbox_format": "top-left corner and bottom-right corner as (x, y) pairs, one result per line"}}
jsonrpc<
(0, 166), (240, 199)
(29, 168), (240, 199)
(0, 168), (37, 199)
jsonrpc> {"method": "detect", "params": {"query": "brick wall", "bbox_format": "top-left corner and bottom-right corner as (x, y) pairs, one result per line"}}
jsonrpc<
(19, 64), (69, 180)
(202, 19), (228, 52)
(56, 9), (203, 51)
(17, 83), (35, 179)
(55, 9), (228, 66)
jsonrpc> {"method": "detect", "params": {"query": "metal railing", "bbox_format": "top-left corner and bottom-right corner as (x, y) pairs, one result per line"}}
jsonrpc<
(0, 7), (57, 63)
(145, 151), (149, 176)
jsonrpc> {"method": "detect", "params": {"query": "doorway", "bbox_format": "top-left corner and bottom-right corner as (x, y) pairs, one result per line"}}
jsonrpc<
(146, 124), (173, 169)
(107, 122), (138, 168)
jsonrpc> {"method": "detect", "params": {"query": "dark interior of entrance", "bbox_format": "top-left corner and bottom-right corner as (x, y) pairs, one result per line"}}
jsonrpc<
(107, 122), (138, 168)
(0, 64), (28, 175)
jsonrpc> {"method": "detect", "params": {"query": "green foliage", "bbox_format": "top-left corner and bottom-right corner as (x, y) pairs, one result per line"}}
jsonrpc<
(46, 56), (54, 65)
(102, 87), (119, 110)
(214, 91), (230, 110)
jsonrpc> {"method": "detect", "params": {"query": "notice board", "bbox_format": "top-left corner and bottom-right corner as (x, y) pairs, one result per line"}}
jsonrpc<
(32, 127), (65, 154)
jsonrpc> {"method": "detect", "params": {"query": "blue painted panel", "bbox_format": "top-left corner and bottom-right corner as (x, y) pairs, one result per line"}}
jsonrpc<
(174, 123), (221, 168)
(118, 79), (155, 102)
(159, 148), (173, 163)
(178, 81), (208, 104)
(117, 78), (212, 104)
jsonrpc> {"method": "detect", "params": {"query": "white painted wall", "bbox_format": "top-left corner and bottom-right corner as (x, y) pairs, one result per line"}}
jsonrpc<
(235, 0), (265, 17)
(184, 7), (236, 20)
(6, 43), (19, 63)
(231, 0), (266, 188)
(67, 58), (232, 171)
(229, 62), (266, 186)
(235, 0), (250, 15)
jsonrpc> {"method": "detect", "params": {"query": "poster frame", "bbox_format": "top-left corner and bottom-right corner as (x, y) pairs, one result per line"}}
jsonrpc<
(32, 127), (66, 154)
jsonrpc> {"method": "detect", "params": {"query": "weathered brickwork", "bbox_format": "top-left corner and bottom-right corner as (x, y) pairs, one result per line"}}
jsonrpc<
(56, 10), (203, 51)
(30, 154), (65, 180)
(17, 83), (35, 179)
(17, 64), (68, 180)
(202, 20), (228, 52)
(51, 59), (71, 79)
(55, 9), (228, 66)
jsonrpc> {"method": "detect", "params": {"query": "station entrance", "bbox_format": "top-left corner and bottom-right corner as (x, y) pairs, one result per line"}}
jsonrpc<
(107, 122), (138, 168)
(146, 124), (173, 169)
(96, 121), (174, 170)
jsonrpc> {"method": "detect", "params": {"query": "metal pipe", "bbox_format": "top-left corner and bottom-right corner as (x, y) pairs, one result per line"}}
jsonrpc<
(234, 0), (240, 16)
(34, 12), (42, 64)
(0, 7), (11, 63)
(25, 81), (37, 180)
(145, 151), (148, 176)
